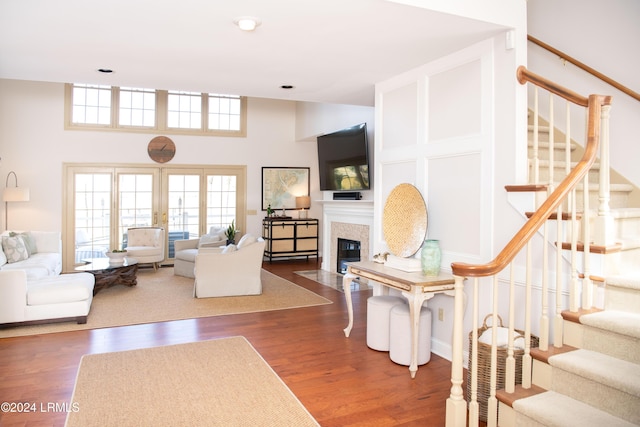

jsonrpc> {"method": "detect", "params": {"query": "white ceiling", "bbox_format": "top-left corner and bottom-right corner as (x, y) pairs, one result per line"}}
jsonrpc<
(0, 0), (505, 106)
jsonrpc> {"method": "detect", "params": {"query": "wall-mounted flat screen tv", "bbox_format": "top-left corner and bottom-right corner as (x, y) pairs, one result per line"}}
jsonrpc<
(317, 123), (370, 191)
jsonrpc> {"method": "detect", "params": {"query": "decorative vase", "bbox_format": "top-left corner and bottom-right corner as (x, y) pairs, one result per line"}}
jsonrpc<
(421, 239), (441, 276)
(105, 250), (127, 265)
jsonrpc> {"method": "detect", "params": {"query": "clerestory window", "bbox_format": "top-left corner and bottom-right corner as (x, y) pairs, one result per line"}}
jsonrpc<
(65, 84), (246, 136)
(71, 84), (112, 126)
(119, 87), (156, 128)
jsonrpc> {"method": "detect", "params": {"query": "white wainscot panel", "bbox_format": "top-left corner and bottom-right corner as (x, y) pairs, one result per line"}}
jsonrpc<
(427, 153), (482, 257)
(428, 59), (481, 141)
(381, 82), (418, 150)
(379, 161), (418, 197)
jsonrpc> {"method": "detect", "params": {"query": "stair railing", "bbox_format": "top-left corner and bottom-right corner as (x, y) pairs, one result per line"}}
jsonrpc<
(445, 66), (612, 427)
(528, 35), (640, 103)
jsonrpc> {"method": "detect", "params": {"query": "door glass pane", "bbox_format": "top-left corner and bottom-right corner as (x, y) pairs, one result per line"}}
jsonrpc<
(74, 173), (111, 263)
(206, 175), (236, 231)
(118, 174), (154, 249)
(167, 174), (200, 257)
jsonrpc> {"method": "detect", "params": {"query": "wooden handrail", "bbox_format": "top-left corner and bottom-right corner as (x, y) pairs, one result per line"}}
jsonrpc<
(517, 66), (589, 107)
(451, 86), (610, 278)
(528, 35), (640, 102)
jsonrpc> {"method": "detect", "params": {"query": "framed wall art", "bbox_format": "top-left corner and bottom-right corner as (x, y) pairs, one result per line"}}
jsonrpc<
(261, 167), (310, 211)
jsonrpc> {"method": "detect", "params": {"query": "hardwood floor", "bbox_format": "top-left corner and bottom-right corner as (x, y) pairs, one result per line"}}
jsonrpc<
(0, 259), (453, 426)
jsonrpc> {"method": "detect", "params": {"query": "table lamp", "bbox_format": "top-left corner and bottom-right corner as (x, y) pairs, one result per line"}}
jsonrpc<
(296, 196), (311, 219)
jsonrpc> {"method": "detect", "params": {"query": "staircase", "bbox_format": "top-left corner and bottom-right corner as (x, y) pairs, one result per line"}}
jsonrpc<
(498, 275), (640, 426)
(444, 67), (640, 427)
(495, 87), (640, 426)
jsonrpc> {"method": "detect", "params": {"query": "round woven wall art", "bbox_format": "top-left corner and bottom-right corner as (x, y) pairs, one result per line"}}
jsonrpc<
(382, 183), (428, 257)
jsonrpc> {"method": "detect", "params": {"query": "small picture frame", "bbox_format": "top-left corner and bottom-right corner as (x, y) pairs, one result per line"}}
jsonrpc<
(262, 167), (310, 211)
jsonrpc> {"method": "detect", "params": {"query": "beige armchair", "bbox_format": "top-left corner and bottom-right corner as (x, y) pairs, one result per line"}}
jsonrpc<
(124, 227), (165, 271)
(193, 234), (265, 298)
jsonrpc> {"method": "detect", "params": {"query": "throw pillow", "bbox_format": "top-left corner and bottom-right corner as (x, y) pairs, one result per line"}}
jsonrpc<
(10, 231), (37, 255)
(236, 234), (257, 249)
(0, 245), (7, 266)
(222, 244), (237, 254)
(1, 235), (29, 263)
(198, 234), (223, 248)
(208, 226), (226, 239)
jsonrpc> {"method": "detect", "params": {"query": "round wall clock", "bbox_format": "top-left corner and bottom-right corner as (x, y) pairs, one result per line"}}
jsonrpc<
(147, 136), (176, 163)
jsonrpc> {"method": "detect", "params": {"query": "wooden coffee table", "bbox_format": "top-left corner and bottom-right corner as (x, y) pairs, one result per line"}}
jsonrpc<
(75, 258), (138, 295)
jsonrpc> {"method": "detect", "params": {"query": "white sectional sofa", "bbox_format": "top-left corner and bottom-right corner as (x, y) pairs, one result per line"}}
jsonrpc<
(0, 231), (95, 326)
(0, 231), (62, 280)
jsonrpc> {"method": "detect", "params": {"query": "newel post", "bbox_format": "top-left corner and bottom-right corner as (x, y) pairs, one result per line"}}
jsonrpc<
(593, 104), (614, 246)
(446, 275), (467, 427)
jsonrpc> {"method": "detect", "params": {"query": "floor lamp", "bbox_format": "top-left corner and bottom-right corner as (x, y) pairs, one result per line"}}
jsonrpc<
(4, 171), (30, 230)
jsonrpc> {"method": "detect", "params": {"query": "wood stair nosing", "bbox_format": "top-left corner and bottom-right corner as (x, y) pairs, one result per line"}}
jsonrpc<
(525, 211), (583, 220)
(561, 308), (603, 324)
(557, 241), (623, 254)
(530, 344), (580, 364)
(496, 346), (580, 411)
(505, 184), (549, 193)
(496, 384), (547, 408)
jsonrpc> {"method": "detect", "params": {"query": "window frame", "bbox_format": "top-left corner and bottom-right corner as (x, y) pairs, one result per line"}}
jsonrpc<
(62, 162), (247, 272)
(64, 84), (247, 137)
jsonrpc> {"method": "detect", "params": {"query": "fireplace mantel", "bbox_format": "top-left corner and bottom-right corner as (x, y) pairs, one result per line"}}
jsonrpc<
(318, 200), (374, 272)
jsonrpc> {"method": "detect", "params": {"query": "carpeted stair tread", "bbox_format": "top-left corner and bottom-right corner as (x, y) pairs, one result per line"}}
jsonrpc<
(606, 273), (640, 291)
(580, 310), (640, 339)
(512, 390), (637, 427)
(549, 349), (640, 398)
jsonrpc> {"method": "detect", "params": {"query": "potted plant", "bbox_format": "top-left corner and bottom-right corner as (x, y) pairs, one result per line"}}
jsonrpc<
(225, 220), (237, 245)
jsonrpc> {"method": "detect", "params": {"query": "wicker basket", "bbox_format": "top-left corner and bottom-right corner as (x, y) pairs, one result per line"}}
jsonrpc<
(466, 315), (539, 422)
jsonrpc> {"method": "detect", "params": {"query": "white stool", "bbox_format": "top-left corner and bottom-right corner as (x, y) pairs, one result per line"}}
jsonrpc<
(389, 303), (432, 366)
(366, 295), (405, 351)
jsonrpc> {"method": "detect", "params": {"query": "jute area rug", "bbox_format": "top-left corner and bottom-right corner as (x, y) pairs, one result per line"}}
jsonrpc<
(65, 336), (319, 427)
(0, 268), (331, 338)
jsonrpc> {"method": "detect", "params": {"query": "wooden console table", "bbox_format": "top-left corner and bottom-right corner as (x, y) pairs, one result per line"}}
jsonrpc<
(343, 261), (455, 378)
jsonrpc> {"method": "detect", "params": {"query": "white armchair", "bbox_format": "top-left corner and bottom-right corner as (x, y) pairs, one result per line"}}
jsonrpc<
(193, 234), (265, 298)
(124, 227), (165, 271)
(174, 226), (226, 278)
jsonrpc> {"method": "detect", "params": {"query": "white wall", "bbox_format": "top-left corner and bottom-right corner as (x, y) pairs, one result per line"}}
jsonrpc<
(527, 0), (640, 187)
(0, 79), (376, 262)
(0, 79), (314, 238)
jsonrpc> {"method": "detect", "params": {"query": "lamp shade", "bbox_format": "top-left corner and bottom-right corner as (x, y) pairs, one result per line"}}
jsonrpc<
(3, 187), (30, 202)
(296, 196), (310, 209)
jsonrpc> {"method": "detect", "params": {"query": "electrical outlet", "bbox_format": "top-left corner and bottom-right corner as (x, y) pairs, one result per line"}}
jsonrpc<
(438, 308), (444, 322)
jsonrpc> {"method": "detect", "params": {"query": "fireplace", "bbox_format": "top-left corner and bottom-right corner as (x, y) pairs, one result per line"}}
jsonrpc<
(337, 238), (361, 274)
(320, 200), (373, 273)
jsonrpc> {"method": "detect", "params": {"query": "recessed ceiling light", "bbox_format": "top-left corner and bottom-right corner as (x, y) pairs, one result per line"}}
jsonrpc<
(233, 16), (261, 31)
(97, 68), (113, 74)
(280, 85), (295, 89)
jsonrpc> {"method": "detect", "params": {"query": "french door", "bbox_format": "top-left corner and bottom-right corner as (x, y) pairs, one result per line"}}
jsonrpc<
(63, 164), (246, 272)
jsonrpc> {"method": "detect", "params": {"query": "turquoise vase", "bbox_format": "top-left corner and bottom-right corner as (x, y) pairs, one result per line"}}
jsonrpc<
(421, 239), (441, 276)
